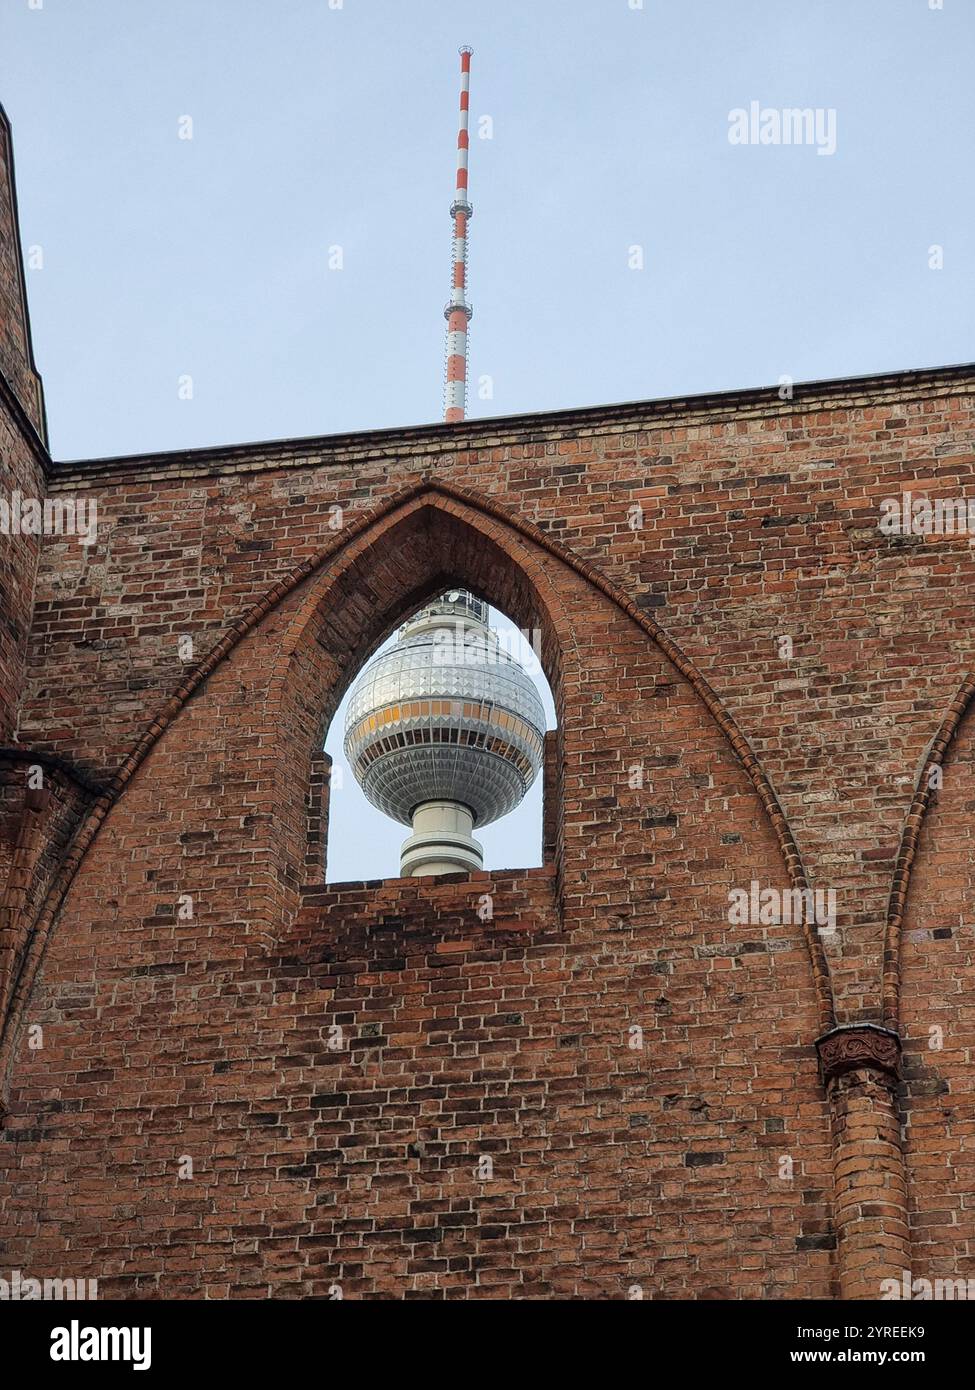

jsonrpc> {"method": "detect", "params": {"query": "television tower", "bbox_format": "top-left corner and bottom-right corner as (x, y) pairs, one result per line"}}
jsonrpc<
(444, 46), (473, 423)
(344, 46), (547, 878)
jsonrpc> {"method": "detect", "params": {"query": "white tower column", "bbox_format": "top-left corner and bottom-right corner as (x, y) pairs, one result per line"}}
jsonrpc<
(400, 800), (483, 877)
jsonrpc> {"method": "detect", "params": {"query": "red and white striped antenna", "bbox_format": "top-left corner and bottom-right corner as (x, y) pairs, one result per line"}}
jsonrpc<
(443, 45), (474, 423)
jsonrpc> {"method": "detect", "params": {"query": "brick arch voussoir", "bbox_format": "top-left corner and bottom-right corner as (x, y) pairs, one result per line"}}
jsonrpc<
(882, 669), (975, 1029)
(263, 490), (581, 746)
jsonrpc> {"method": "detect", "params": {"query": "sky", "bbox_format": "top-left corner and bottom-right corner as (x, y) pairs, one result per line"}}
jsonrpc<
(2, 0), (972, 877)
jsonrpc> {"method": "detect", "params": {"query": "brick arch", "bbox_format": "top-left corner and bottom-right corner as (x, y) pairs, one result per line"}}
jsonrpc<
(882, 668), (975, 1028)
(0, 479), (835, 1092)
(259, 480), (832, 1029)
(264, 489), (576, 754)
(238, 489), (580, 916)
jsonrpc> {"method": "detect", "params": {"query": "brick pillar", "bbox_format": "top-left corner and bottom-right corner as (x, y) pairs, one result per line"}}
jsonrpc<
(541, 730), (559, 865)
(305, 753), (331, 884)
(817, 1025), (909, 1299)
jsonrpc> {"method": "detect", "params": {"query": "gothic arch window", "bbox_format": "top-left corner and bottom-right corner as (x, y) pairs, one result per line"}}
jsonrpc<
(320, 590), (557, 884)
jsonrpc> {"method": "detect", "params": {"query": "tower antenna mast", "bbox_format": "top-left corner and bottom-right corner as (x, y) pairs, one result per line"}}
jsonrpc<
(444, 46), (474, 423)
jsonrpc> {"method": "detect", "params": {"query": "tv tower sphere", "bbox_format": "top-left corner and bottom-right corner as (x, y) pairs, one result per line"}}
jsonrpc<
(343, 592), (546, 876)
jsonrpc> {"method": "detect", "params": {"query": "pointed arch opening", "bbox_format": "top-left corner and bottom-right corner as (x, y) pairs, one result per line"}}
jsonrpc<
(260, 490), (573, 902)
(320, 594), (558, 884)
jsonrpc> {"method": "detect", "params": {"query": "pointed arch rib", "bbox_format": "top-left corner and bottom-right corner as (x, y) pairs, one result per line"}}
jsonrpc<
(882, 670), (975, 1029)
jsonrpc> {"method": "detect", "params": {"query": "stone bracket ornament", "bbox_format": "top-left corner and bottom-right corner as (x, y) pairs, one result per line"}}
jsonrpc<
(815, 1023), (902, 1083)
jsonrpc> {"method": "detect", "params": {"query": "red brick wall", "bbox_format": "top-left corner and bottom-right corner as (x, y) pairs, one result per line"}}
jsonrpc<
(0, 408), (43, 742)
(0, 364), (973, 1297)
(899, 693), (975, 1285)
(0, 108), (44, 439)
(0, 107), (46, 743)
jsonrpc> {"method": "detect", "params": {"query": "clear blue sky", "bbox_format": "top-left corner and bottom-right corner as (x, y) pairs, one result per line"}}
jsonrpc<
(2, 0), (971, 877)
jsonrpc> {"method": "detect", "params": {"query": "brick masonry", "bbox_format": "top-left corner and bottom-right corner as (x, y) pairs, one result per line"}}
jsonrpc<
(0, 114), (973, 1298)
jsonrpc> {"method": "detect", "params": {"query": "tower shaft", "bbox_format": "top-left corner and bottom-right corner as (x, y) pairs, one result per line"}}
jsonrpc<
(444, 46), (473, 423)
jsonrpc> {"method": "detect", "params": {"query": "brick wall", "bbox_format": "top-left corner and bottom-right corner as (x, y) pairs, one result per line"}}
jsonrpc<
(0, 107), (44, 439)
(0, 407), (43, 743)
(899, 694), (975, 1285)
(0, 106), (46, 748)
(0, 237), (972, 1293)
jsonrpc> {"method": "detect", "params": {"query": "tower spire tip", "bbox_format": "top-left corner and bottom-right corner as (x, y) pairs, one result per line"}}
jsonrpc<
(443, 47), (474, 423)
